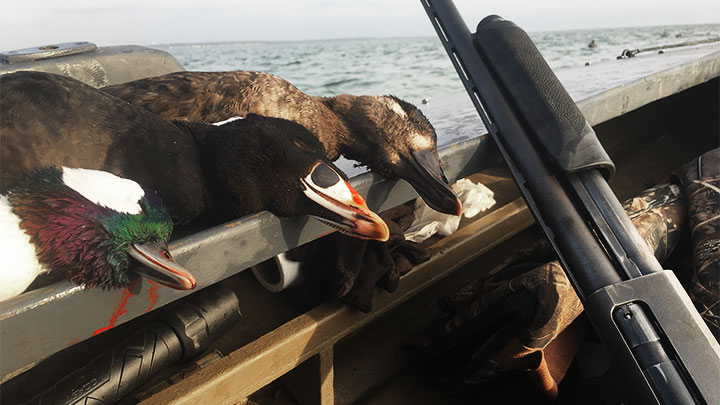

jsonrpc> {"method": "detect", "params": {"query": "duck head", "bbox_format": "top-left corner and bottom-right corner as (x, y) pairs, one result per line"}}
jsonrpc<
(327, 95), (462, 216)
(299, 161), (389, 241)
(209, 115), (390, 241)
(7, 167), (196, 290)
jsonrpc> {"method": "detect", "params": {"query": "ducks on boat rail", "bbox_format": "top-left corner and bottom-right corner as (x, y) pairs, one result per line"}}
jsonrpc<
(0, 71), (389, 242)
(0, 166), (196, 301)
(102, 71), (463, 216)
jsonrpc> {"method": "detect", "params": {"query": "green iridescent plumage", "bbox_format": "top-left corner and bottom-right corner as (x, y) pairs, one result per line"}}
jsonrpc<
(8, 167), (176, 289)
(101, 194), (174, 286)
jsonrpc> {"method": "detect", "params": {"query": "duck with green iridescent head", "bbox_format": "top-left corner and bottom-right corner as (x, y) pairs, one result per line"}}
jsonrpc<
(0, 166), (197, 302)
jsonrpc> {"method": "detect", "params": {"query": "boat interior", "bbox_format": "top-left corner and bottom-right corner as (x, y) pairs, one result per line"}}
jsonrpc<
(0, 36), (718, 404)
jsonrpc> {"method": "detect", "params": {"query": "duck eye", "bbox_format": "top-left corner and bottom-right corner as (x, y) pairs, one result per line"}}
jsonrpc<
(311, 163), (340, 188)
(160, 247), (174, 261)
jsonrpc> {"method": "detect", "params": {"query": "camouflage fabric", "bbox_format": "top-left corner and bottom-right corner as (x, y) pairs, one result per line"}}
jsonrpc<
(623, 183), (686, 264)
(437, 261), (582, 351)
(417, 180), (687, 399)
(677, 148), (720, 340)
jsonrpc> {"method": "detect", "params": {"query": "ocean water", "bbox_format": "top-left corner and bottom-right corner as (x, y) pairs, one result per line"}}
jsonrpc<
(156, 23), (719, 106)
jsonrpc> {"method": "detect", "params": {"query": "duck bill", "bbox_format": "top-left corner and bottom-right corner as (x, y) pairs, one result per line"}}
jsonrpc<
(301, 162), (390, 242)
(407, 149), (462, 216)
(128, 241), (197, 290)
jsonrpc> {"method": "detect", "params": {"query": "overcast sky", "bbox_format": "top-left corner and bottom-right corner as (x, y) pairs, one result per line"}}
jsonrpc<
(2, 0), (719, 51)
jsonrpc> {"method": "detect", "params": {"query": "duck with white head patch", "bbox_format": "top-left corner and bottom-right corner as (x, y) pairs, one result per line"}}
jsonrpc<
(0, 166), (196, 301)
(0, 71), (389, 243)
(102, 71), (463, 216)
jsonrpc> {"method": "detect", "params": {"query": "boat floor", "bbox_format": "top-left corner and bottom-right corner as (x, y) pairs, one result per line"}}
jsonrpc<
(227, 227), (547, 405)
(241, 227), (628, 405)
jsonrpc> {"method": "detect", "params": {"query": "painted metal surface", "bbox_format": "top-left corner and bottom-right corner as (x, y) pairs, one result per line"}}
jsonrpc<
(0, 45), (184, 88)
(0, 42), (98, 64)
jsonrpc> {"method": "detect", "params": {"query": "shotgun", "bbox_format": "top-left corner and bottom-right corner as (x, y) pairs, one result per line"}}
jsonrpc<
(421, 0), (720, 403)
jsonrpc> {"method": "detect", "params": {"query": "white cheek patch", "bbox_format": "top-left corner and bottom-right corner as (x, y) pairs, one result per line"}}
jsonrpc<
(62, 167), (144, 215)
(387, 99), (407, 118)
(373, 96), (407, 118)
(304, 165), (353, 204)
(409, 132), (434, 150)
(320, 179), (353, 203)
(212, 116), (245, 126)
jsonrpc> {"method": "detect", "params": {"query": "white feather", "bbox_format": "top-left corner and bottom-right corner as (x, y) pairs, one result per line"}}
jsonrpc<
(212, 116), (245, 126)
(409, 132), (433, 150)
(62, 167), (144, 215)
(0, 196), (48, 301)
(375, 96), (407, 118)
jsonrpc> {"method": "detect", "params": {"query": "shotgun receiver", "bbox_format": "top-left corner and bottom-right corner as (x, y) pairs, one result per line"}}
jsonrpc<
(421, 0), (720, 403)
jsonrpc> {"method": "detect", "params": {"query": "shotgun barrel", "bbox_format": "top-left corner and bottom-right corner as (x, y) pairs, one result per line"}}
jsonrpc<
(421, 0), (720, 403)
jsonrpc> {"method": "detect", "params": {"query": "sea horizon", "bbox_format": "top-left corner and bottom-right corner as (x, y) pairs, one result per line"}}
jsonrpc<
(152, 22), (718, 105)
(151, 21), (719, 48)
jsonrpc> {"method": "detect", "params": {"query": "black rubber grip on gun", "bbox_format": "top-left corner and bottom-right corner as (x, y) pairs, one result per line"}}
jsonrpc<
(474, 15), (615, 179)
(26, 323), (182, 405)
(26, 285), (241, 404)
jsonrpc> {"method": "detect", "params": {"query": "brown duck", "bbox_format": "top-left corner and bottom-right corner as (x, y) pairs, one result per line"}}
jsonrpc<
(103, 71), (462, 215)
